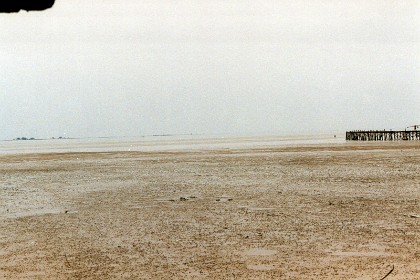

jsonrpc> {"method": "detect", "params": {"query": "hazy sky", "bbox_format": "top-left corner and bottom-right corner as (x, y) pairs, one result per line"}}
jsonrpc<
(0, 0), (419, 139)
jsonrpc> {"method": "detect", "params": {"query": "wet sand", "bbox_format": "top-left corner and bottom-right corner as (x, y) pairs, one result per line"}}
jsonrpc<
(1, 141), (419, 279)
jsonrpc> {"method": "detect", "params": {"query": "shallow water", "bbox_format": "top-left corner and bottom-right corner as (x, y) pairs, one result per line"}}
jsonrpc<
(0, 134), (345, 155)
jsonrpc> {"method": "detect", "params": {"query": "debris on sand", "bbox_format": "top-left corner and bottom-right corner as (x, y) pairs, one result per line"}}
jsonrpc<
(168, 196), (197, 202)
(403, 214), (420, 218)
(379, 264), (394, 280)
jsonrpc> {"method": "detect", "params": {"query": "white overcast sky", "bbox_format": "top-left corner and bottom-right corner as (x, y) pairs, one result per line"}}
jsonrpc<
(0, 0), (419, 139)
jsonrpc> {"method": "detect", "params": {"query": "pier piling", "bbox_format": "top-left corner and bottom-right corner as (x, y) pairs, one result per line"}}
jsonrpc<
(346, 130), (420, 141)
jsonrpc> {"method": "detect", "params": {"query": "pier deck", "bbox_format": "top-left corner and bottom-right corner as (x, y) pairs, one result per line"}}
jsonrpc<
(346, 130), (420, 141)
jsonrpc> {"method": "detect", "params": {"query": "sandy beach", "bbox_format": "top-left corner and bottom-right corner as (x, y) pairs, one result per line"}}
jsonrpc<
(1, 138), (419, 279)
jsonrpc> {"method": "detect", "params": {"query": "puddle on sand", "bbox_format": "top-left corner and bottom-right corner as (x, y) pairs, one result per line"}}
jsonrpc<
(247, 264), (275, 271)
(248, 207), (275, 211)
(237, 206), (275, 211)
(332, 251), (391, 257)
(23, 271), (46, 277)
(244, 248), (277, 256)
(1, 208), (62, 219)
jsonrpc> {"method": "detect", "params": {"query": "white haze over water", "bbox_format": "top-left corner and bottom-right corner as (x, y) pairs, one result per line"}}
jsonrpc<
(0, 1), (419, 140)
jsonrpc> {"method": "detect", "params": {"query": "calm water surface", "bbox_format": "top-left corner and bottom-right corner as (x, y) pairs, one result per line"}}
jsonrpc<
(0, 134), (345, 155)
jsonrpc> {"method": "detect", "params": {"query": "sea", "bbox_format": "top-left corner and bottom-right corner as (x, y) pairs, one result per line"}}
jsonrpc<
(0, 133), (346, 155)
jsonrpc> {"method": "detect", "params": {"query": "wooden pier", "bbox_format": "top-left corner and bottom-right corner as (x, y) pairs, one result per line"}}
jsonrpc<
(346, 130), (420, 141)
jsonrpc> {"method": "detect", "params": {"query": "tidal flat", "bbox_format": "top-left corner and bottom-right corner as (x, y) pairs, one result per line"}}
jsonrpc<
(1, 138), (419, 279)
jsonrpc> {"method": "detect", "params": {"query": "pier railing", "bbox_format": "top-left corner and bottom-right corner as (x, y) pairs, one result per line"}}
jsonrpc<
(346, 130), (420, 141)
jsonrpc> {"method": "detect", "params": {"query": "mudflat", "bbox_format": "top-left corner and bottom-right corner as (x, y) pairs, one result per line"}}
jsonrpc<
(1, 141), (419, 279)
